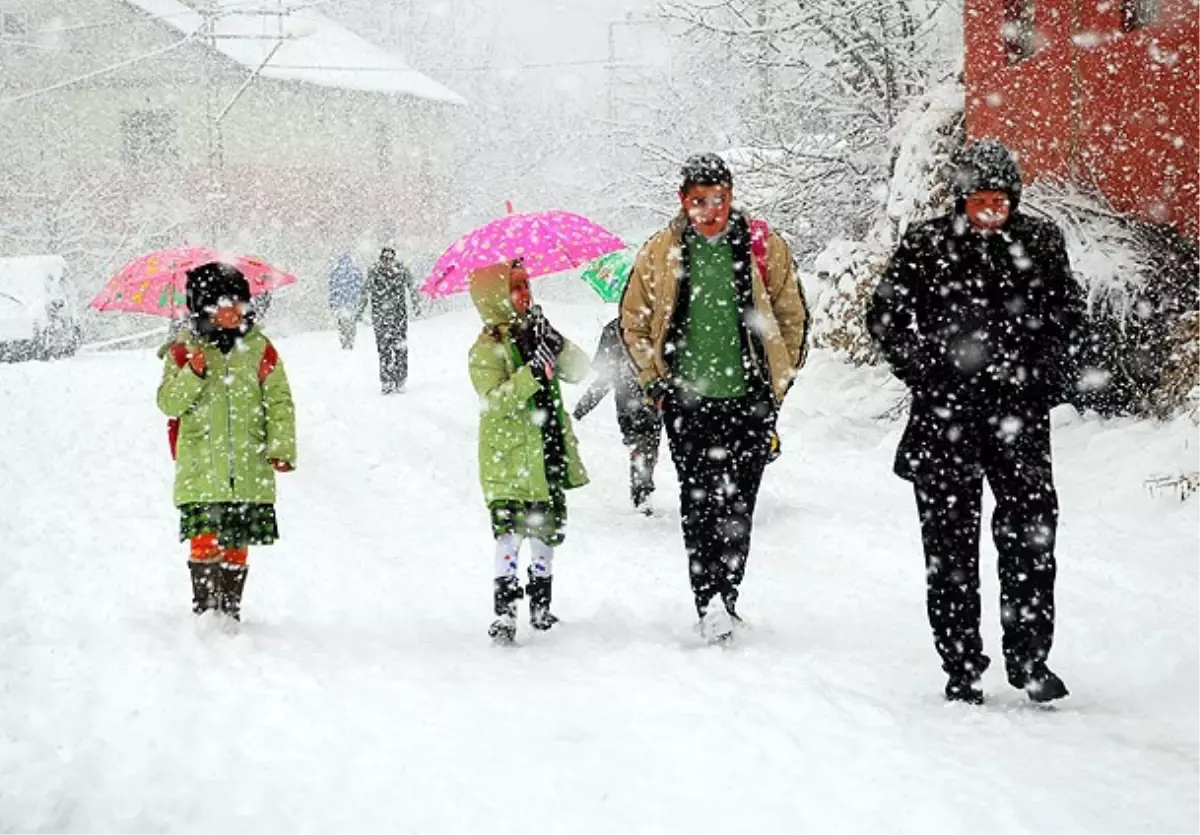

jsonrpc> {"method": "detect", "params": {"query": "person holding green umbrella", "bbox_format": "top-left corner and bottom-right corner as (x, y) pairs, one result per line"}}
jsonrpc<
(572, 318), (663, 515)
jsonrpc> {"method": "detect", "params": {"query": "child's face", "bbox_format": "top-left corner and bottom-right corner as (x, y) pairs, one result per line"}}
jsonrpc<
(211, 297), (246, 329)
(509, 266), (531, 318)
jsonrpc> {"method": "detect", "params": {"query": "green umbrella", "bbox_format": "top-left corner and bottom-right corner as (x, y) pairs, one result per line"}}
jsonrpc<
(579, 247), (636, 303)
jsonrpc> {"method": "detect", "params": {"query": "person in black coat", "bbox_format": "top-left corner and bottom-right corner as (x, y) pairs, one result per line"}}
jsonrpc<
(365, 247), (417, 394)
(867, 138), (1086, 705)
(573, 318), (663, 514)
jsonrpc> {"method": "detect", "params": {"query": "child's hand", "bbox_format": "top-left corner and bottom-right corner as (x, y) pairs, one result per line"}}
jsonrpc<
(188, 348), (207, 377)
(644, 377), (670, 411)
(269, 459), (294, 472)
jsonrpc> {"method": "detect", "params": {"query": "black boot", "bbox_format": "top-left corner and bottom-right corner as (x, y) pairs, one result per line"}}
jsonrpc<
(488, 577), (523, 643)
(724, 588), (741, 623)
(188, 561), (219, 615)
(218, 565), (249, 622)
(527, 570), (558, 631)
(944, 656), (990, 705)
(1008, 661), (1069, 703)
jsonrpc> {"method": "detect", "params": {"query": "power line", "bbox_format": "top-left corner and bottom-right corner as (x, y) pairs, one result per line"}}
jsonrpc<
(0, 31), (200, 106)
(265, 57), (626, 74)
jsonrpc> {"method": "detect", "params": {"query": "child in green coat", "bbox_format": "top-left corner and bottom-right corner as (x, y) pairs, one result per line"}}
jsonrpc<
(157, 262), (297, 622)
(467, 261), (590, 643)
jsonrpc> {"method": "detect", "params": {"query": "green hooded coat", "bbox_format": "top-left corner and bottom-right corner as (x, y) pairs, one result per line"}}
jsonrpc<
(468, 265), (590, 505)
(157, 328), (297, 506)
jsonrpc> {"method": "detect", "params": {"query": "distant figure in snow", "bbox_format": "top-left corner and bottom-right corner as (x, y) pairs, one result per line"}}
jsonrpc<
(365, 247), (416, 393)
(328, 253), (365, 350)
(572, 317), (663, 515)
(619, 152), (808, 644)
(157, 262), (297, 624)
(468, 259), (591, 644)
(867, 138), (1086, 705)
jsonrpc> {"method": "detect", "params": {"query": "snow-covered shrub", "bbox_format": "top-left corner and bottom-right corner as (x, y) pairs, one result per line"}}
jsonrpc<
(809, 82), (963, 367)
(1128, 225), (1198, 420)
(1028, 182), (1199, 417)
(809, 241), (888, 366)
(875, 80), (965, 249)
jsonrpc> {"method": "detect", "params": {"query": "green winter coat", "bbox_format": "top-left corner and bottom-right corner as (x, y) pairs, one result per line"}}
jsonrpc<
(468, 264), (590, 505)
(157, 328), (297, 506)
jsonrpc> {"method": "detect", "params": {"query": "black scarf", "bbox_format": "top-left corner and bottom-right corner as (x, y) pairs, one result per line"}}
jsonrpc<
(515, 323), (568, 486)
(193, 310), (256, 354)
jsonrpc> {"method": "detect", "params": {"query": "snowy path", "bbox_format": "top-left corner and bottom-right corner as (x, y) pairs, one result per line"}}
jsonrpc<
(1, 305), (1196, 833)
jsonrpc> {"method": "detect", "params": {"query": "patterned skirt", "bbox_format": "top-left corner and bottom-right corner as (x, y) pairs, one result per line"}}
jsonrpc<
(488, 482), (567, 547)
(179, 503), (279, 547)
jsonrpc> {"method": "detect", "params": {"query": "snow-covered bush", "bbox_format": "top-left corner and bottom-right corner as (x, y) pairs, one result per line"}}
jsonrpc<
(809, 241), (888, 366)
(809, 82), (963, 366)
(1026, 182), (1199, 418)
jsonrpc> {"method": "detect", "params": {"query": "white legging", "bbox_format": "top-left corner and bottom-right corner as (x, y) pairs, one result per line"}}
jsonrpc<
(494, 533), (554, 580)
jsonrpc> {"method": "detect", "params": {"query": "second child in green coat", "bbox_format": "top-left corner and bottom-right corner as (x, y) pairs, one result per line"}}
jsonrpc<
(467, 260), (590, 643)
(157, 262), (297, 624)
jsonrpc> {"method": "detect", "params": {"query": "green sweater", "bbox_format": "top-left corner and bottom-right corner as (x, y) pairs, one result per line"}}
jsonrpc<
(675, 233), (747, 399)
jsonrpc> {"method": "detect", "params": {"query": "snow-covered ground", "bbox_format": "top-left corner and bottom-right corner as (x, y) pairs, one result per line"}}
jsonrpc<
(1, 304), (1196, 833)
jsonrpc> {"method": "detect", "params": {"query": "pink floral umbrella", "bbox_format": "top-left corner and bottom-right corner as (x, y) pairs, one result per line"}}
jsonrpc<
(90, 247), (297, 317)
(420, 208), (626, 298)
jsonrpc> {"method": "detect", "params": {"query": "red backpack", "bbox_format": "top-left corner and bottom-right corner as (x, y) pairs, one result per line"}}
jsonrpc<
(166, 340), (279, 460)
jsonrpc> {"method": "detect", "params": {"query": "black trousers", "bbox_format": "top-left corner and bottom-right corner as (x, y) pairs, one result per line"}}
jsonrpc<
(664, 391), (772, 617)
(374, 316), (408, 392)
(912, 410), (1059, 679)
(619, 410), (663, 506)
(336, 316), (357, 350)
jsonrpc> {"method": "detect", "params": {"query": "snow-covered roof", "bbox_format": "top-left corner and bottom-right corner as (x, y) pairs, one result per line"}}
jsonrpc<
(120, 0), (465, 104)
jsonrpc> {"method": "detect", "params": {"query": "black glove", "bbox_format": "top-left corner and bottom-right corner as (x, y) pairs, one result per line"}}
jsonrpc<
(528, 306), (564, 358)
(643, 377), (671, 408)
(532, 340), (558, 374)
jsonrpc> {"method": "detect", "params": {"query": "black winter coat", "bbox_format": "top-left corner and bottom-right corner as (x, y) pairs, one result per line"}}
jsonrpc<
(867, 211), (1086, 480)
(574, 319), (661, 440)
(366, 260), (415, 329)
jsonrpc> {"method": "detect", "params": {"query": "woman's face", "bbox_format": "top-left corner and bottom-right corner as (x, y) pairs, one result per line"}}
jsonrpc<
(509, 265), (531, 317)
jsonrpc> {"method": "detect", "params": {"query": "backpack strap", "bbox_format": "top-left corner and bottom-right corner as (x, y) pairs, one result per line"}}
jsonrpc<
(259, 340), (278, 383)
(166, 343), (189, 461)
(168, 342), (189, 368)
(750, 219), (770, 288)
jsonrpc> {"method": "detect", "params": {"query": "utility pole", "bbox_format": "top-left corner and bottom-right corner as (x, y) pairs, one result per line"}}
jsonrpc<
(203, 0), (224, 246)
(201, 0), (292, 246)
(756, 3), (771, 124)
(606, 12), (657, 122)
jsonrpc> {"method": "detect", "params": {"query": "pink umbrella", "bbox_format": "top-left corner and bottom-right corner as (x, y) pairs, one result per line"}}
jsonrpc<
(420, 209), (626, 298)
(90, 247), (297, 317)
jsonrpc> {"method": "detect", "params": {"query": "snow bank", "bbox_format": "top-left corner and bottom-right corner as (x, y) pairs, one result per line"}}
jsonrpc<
(0, 308), (1195, 832)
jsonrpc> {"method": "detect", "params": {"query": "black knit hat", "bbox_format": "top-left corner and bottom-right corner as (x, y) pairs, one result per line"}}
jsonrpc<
(185, 261), (250, 315)
(952, 139), (1023, 210)
(680, 153), (733, 191)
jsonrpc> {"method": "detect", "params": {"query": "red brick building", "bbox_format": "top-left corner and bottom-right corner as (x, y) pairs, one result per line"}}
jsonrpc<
(965, 0), (1198, 241)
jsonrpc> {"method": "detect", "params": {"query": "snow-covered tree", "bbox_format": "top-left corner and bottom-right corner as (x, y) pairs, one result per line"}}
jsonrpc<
(655, 0), (961, 254)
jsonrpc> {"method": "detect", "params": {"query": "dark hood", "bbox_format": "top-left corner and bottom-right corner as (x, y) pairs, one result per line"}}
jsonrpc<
(186, 261), (255, 353)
